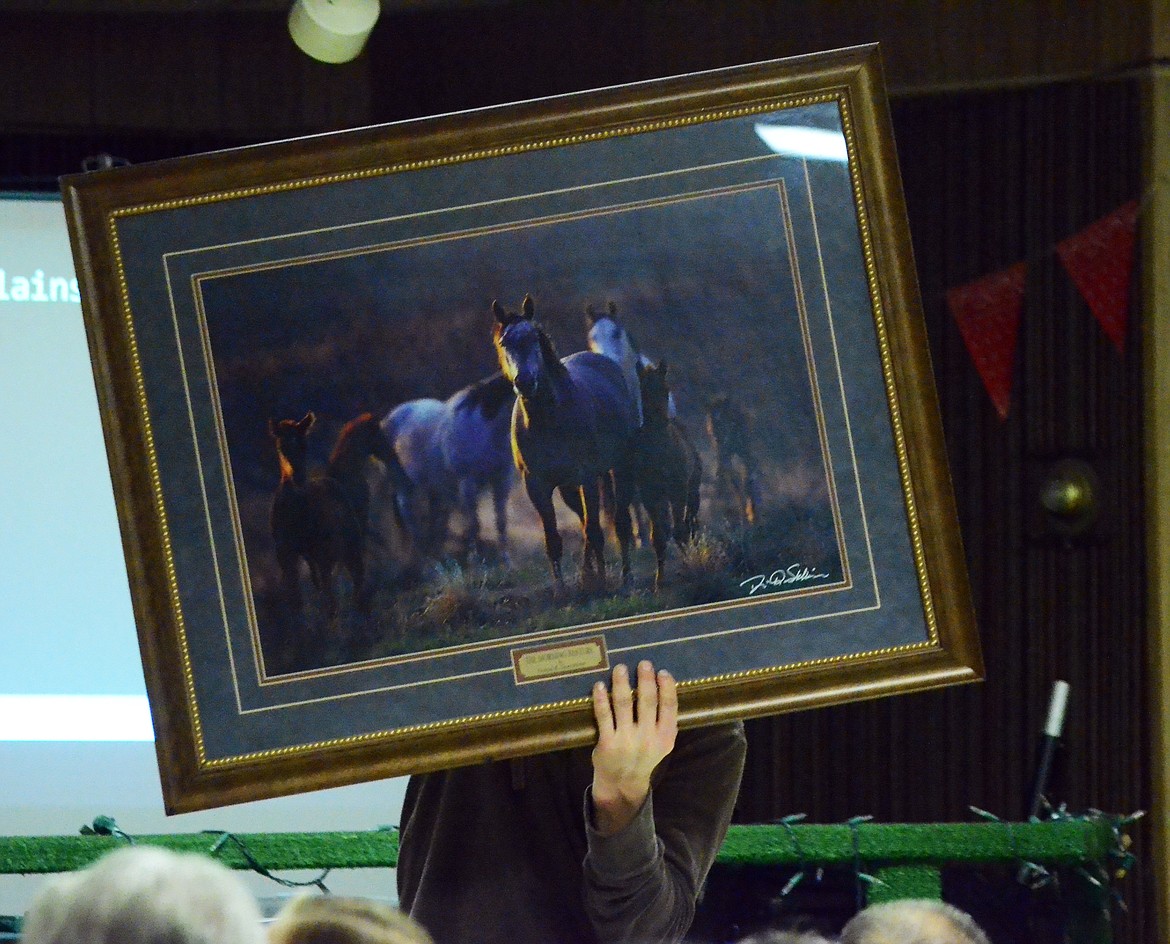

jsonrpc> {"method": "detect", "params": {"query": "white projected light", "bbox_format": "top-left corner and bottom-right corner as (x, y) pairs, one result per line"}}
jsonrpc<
(0, 695), (153, 741)
(754, 123), (849, 162)
(0, 194), (144, 742)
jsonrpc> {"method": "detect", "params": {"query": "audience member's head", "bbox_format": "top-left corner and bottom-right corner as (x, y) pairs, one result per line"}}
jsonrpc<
(267, 894), (433, 944)
(736, 929), (836, 944)
(839, 899), (990, 944)
(21, 845), (266, 944)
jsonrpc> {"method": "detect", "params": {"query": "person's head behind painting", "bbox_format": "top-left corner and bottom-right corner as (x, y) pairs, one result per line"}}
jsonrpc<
(267, 895), (433, 944)
(20, 845), (265, 944)
(839, 899), (991, 944)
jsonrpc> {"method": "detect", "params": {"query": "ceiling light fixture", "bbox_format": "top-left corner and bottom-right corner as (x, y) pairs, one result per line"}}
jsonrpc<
(288, 0), (381, 64)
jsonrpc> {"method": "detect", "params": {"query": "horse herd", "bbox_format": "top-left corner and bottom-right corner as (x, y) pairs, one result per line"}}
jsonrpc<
(267, 295), (761, 621)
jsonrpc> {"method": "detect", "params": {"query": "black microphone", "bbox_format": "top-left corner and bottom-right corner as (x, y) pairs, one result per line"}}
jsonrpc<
(1027, 680), (1070, 821)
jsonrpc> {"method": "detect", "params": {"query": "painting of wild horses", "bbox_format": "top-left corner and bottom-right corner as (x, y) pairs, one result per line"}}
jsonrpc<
(67, 50), (978, 811)
(195, 181), (850, 674)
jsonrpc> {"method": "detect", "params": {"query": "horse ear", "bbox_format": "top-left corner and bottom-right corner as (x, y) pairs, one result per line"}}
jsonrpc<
(658, 359), (668, 375)
(521, 294), (535, 319)
(268, 418), (278, 437)
(608, 300), (617, 317)
(492, 300), (507, 324)
(299, 412), (315, 433)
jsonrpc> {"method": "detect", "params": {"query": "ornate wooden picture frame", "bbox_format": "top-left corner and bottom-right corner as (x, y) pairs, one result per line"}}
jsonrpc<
(61, 43), (981, 813)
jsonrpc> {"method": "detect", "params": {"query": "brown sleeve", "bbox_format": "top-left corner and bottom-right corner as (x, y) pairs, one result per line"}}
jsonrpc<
(581, 721), (747, 944)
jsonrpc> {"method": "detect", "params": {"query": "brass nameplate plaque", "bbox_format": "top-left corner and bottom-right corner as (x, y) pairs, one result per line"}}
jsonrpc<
(512, 637), (609, 685)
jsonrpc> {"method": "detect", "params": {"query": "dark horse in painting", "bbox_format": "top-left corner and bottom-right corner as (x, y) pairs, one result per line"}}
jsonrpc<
(492, 295), (638, 590)
(629, 361), (703, 589)
(269, 411), (405, 618)
(705, 393), (760, 526)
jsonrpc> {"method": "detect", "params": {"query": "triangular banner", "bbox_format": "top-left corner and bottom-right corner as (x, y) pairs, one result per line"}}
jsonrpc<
(1056, 200), (1139, 355)
(946, 262), (1027, 420)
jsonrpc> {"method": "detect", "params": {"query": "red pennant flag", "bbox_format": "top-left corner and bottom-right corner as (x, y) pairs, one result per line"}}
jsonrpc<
(1056, 200), (1139, 354)
(946, 262), (1027, 420)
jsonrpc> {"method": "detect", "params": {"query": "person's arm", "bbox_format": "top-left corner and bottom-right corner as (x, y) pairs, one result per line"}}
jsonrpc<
(583, 661), (747, 944)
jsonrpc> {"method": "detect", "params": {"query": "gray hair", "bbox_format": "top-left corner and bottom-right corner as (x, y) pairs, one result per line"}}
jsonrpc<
(736, 931), (836, 944)
(839, 899), (990, 944)
(21, 846), (265, 944)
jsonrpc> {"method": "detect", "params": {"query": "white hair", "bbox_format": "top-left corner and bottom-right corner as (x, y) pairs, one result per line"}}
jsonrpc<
(21, 846), (266, 944)
(736, 930), (835, 944)
(839, 899), (991, 944)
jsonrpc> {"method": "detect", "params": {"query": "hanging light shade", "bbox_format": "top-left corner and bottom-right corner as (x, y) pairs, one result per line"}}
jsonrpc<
(288, 0), (381, 64)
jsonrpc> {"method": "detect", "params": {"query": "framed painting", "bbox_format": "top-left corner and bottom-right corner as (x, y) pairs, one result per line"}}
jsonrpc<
(61, 43), (981, 813)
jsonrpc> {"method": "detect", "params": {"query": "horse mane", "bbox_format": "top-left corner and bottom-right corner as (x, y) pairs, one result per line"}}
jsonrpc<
(329, 412), (375, 465)
(452, 371), (515, 421)
(537, 326), (567, 378)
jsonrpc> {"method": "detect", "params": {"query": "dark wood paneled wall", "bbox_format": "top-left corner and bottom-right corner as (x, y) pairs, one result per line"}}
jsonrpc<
(0, 1), (1155, 138)
(0, 11), (372, 136)
(0, 4), (1154, 941)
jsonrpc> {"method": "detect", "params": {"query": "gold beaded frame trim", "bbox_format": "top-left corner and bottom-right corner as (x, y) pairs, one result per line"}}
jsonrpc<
(62, 46), (980, 811)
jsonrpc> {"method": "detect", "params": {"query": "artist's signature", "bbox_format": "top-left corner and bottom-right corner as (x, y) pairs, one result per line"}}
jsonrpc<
(740, 564), (830, 596)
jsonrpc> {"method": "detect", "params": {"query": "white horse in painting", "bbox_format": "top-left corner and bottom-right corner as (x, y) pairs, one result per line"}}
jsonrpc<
(380, 372), (516, 564)
(585, 301), (675, 427)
